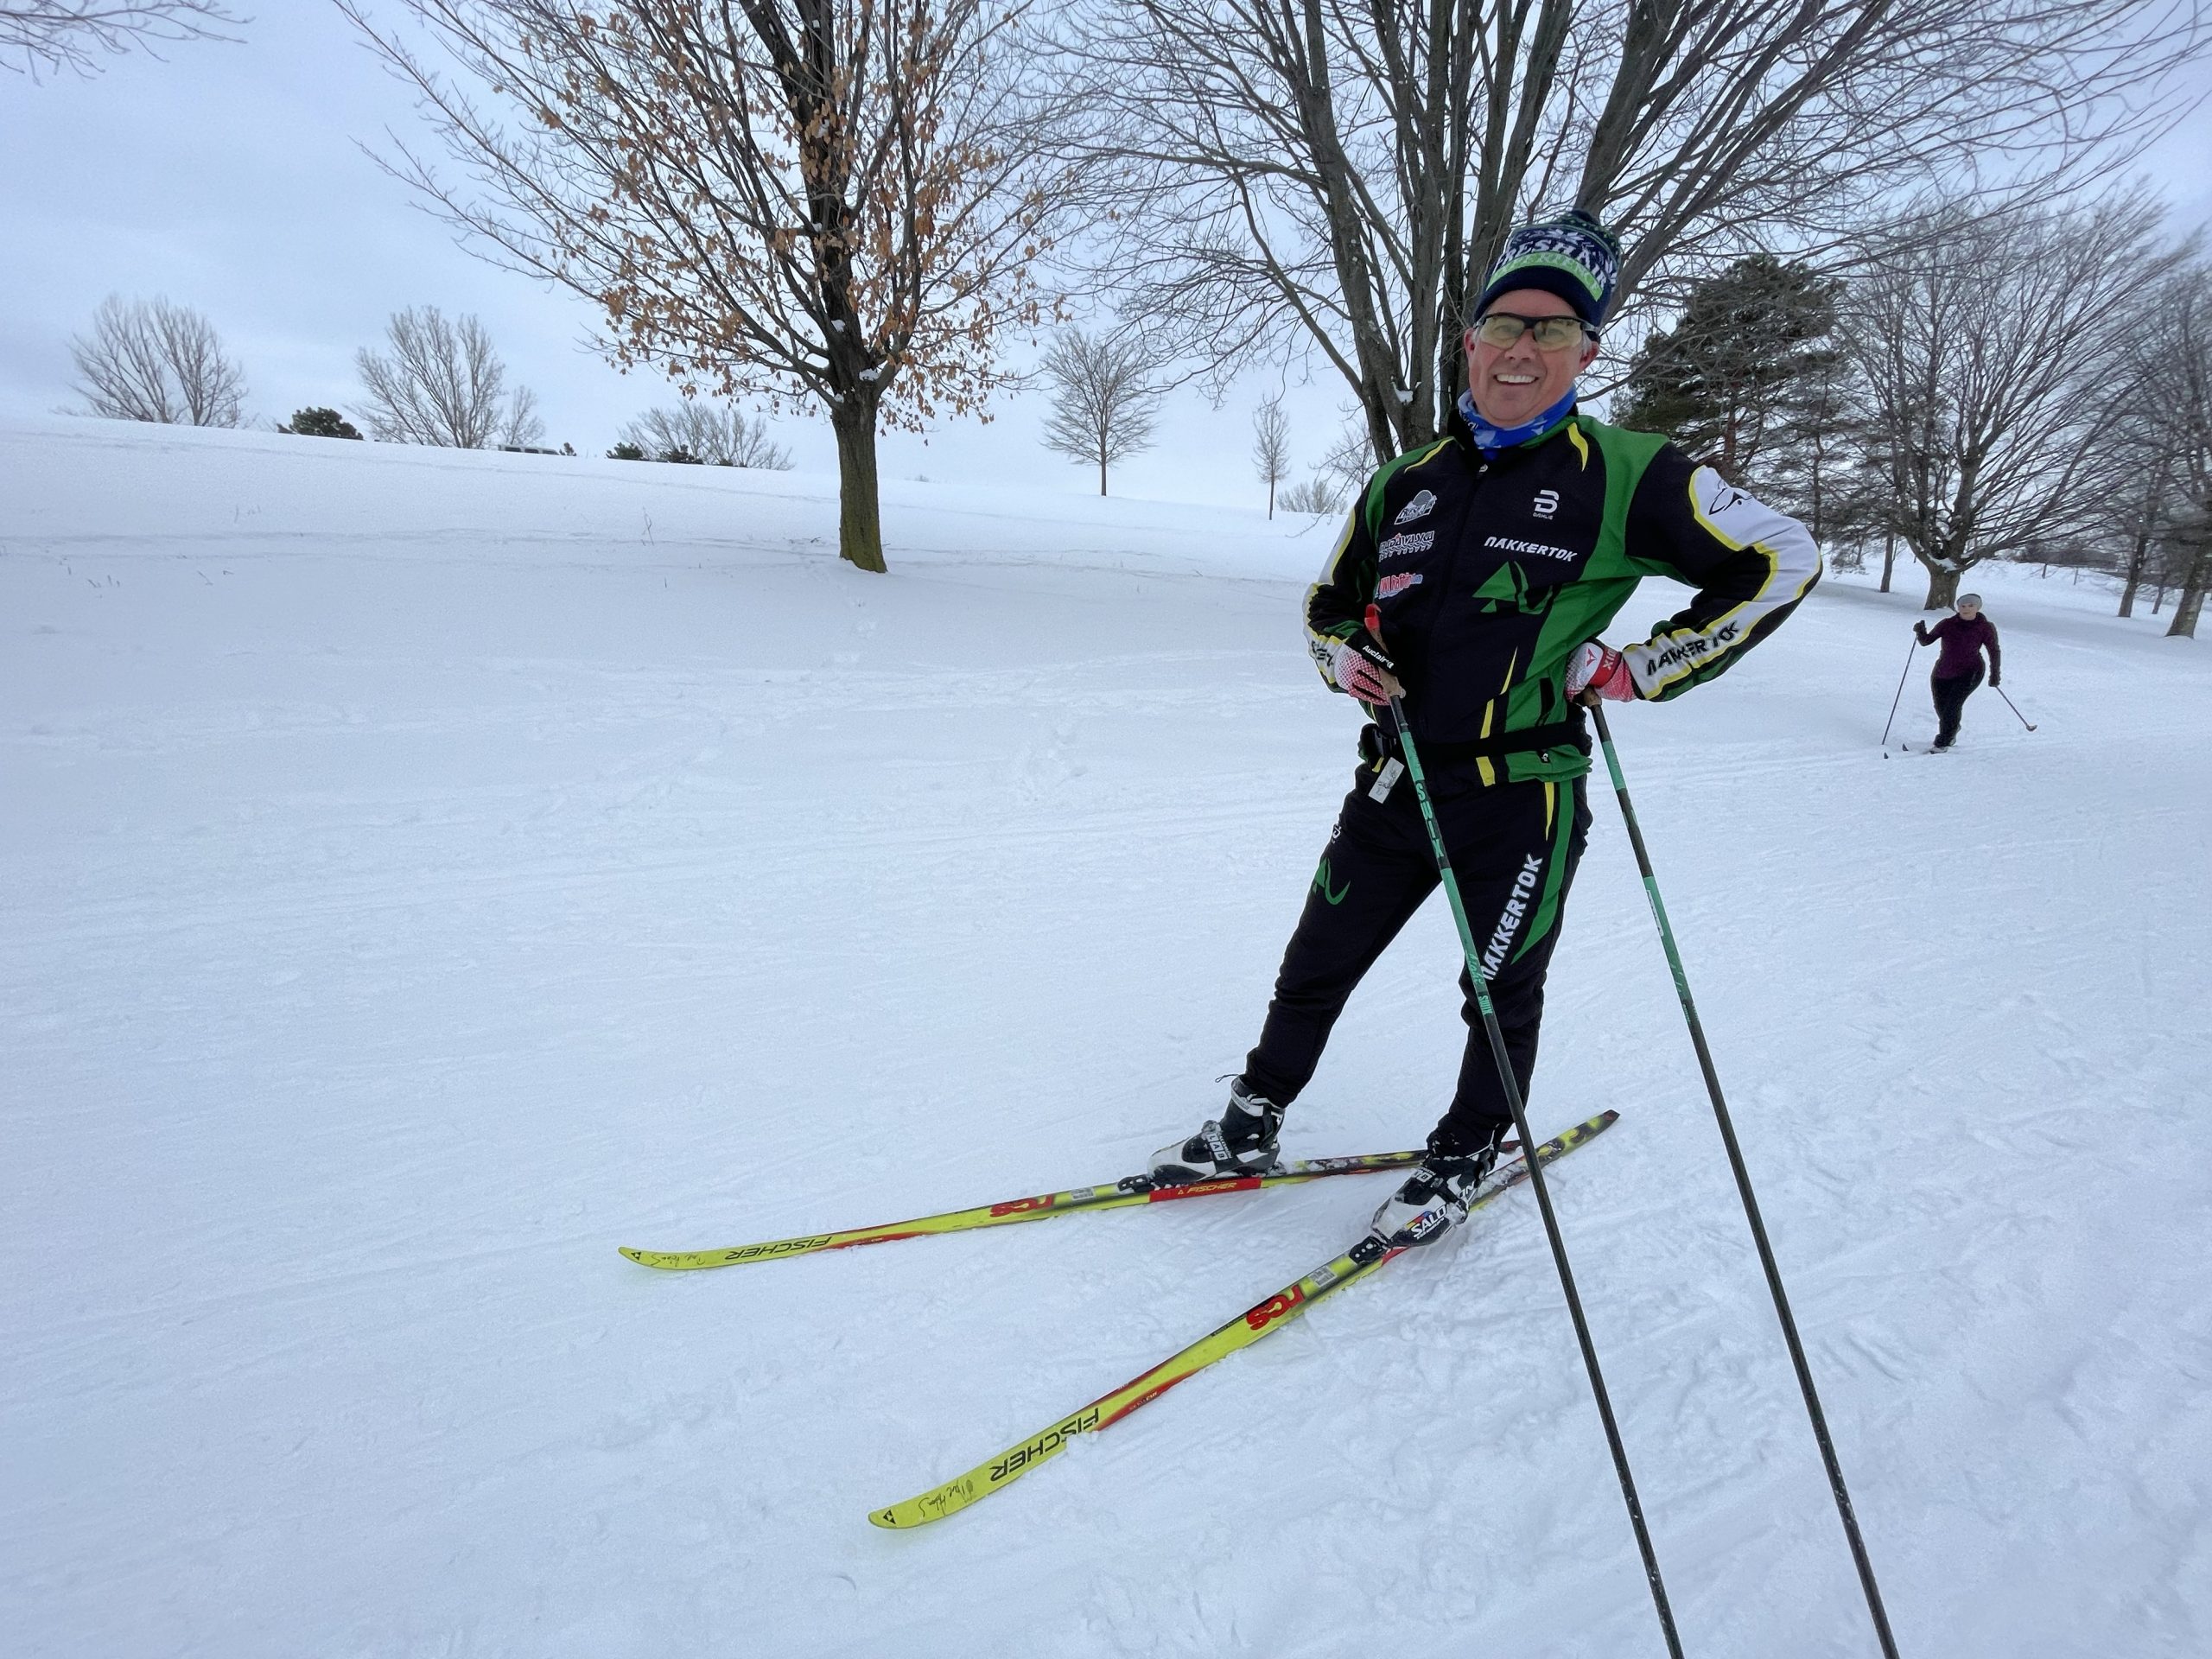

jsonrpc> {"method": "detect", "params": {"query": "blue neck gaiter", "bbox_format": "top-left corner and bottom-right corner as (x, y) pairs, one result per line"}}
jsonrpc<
(1458, 385), (1578, 456)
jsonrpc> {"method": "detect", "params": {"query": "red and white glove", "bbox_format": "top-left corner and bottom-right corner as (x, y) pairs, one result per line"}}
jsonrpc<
(1565, 640), (1637, 702)
(1331, 639), (1395, 702)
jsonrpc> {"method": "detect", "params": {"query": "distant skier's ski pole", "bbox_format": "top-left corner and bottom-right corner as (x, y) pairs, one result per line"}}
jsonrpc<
(1588, 701), (1903, 1659)
(1361, 612), (1684, 1659)
(1879, 637), (1915, 753)
(1994, 685), (2037, 731)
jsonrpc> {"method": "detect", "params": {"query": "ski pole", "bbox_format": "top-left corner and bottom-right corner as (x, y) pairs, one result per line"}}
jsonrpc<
(1879, 637), (1916, 753)
(1993, 685), (2037, 731)
(1357, 617), (1684, 1659)
(1587, 700), (1903, 1659)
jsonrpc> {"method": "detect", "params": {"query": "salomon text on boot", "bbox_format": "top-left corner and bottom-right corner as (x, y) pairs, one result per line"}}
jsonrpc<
(1369, 1122), (1510, 1247)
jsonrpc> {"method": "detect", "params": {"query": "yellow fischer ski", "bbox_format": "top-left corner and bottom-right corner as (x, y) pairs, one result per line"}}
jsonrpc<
(620, 1151), (1423, 1272)
(868, 1111), (1618, 1529)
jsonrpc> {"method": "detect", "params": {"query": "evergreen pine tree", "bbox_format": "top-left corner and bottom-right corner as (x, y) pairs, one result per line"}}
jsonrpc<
(278, 407), (364, 439)
(1616, 256), (1840, 484)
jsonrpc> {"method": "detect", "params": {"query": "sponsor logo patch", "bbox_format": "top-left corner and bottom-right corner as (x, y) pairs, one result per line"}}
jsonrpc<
(1376, 571), (1424, 599)
(1532, 488), (1560, 519)
(1484, 533), (1578, 563)
(1378, 529), (1433, 562)
(1392, 488), (1437, 525)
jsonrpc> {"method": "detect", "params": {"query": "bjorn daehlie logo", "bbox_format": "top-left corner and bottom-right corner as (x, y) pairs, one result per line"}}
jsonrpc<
(1532, 488), (1560, 519)
(1393, 489), (1437, 525)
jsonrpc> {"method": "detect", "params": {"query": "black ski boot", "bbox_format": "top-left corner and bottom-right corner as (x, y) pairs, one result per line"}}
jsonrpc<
(1148, 1077), (1284, 1185)
(1369, 1123), (1510, 1247)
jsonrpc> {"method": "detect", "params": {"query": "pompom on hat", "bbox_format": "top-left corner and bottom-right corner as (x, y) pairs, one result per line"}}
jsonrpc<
(1474, 208), (1624, 329)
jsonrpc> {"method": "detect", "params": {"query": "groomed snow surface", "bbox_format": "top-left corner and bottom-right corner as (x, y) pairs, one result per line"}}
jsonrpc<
(4, 417), (2208, 1657)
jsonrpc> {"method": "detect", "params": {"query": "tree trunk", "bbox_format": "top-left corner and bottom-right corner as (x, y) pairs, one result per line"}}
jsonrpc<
(831, 397), (887, 573)
(2169, 546), (2209, 638)
(2120, 459), (2164, 617)
(1923, 561), (1961, 610)
(1880, 532), (1895, 594)
(1099, 454), (1107, 496)
(2119, 548), (2144, 617)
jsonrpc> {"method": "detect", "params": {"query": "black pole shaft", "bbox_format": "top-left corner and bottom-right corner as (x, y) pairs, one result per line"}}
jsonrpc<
(1879, 638), (1916, 748)
(1589, 702), (1902, 1659)
(1387, 696), (1685, 1659)
(1993, 685), (2036, 731)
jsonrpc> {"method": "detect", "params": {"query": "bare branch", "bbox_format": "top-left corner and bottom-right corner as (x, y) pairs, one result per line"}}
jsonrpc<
(0, 1), (243, 79)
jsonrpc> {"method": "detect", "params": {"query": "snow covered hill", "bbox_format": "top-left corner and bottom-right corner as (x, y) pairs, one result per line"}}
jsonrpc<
(4, 416), (2207, 1657)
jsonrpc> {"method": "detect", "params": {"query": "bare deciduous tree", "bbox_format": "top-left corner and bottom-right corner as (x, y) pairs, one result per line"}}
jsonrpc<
(69, 295), (246, 427)
(1252, 393), (1290, 518)
(2135, 264), (2212, 638)
(2100, 397), (2180, 619)
(1276, 474), (1341, 514)
(355, 306), (543, 449)
(1, 0), (240, 78)
(344, 0), (1070, 573)
(1039, 329), (1161, 494)
(1057, 0), (2206, 468)
(1842, 198), (2177, 611)
(618, 401), (793, 468)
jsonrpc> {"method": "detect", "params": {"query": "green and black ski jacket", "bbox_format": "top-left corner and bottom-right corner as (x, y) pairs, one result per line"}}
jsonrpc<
(1306, 406), (1822, 785)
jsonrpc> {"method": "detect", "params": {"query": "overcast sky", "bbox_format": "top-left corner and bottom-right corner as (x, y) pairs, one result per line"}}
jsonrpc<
(3, 8), (2208, 510)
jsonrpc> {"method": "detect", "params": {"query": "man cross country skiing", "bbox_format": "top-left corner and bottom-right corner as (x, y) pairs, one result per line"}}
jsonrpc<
(1149, 209), (1822, 1248)
(1913, 593), (1999, 750)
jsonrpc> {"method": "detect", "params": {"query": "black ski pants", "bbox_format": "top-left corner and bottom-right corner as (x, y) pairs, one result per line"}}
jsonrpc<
(1243, 757), (1591, 1155)
(1931, 664), (1984, 747)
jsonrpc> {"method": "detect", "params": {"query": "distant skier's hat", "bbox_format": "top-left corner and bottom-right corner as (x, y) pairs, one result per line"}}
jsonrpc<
(1475, 208), (1623, 329)
(1958, 593), (1982, 607)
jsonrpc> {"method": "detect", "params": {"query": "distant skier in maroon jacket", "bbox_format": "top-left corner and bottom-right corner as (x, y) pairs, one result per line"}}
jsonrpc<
(1914, 594), (2000, 750)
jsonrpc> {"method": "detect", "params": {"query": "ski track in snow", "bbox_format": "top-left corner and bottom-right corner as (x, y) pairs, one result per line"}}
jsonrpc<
(3, 418), (2208, 1656)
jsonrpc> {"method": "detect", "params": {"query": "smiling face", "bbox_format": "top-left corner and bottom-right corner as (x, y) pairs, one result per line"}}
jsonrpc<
(1465, 288), (1599, 429)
